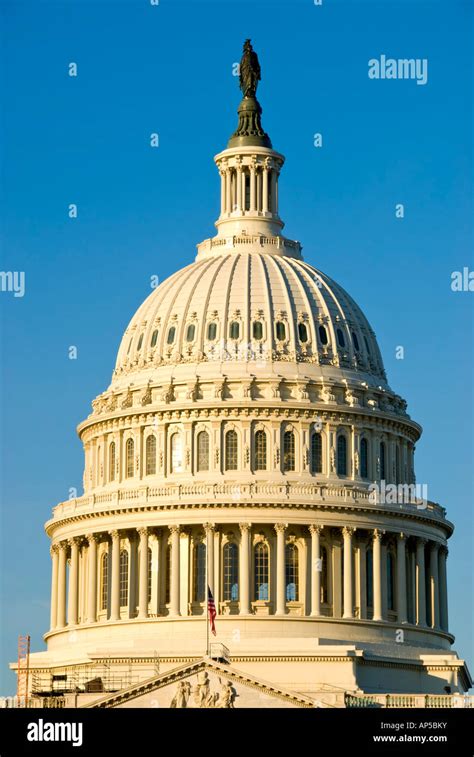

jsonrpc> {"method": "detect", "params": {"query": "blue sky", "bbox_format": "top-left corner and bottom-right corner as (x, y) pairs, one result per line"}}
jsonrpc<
(0, 0), (472, 694)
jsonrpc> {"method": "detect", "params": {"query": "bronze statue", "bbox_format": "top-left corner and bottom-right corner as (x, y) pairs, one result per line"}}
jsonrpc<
(239, 39), (261, 98)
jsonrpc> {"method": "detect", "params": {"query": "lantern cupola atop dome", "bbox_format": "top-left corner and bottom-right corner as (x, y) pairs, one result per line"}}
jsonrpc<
(198, 40), (297, 255)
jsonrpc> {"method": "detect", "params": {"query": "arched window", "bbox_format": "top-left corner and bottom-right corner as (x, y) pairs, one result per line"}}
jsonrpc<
(119, 549), (129, 607)
(229, 321), (240, 340)
(298, 322), (308, 343)
(285, 543), (299, 601)
(387, 552), (395, 611)
(193, 542), (206, 602)
(167, 326), (176, 345)
(150, 329), (159, 347)
(223, 543), (239, 601)
(254, 429), (267, 471)
(320, 546), (328, 603)
(283, 430), (295, 472)
(225, 430), (238, 471)
(197, 431), (210, 472)
(146, 435), (156, 475)
(207, 322), (217, 341)
(100, 552), (108, 611)
(337, 435), (347, 476)
(352, 331), (360, 352)
(336, 328), (345, 348)
(171, 434), (183, 473)
(109, 442), (116, 482)
(137, 333), (144, 351)
(254, 542), (269, 601)
(275, 321), (286, 341)
(380, 441), (386, 480)
(252, 321), (263, 340)
(165, 544), (171, 605)
(126, 438), (134, 478)
(147, 547), (152, 604)
(186, 324), (196, 342)
(360, 438), (368, 479)
(311, 433), (322, 474)
(318, 325), (328, 345)
(366, 549), (373, 607)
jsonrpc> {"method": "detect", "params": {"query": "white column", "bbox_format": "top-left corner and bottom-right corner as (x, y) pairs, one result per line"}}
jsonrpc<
(270, 169), (277, 214)
(214, 528), (220, 608)
(275, 523), (287, 616)
(138, 527), (149, 619)
(438, 547), (449, 631)
(310, 525), (322, 617)
(429, 542), (440, 629)
(49, 545), (59, 630)
(373, 529), (383, 621)
(170, 525), (181, 617)
(239, 523), (251, 614)
(57, 542), (67, 629)
(262, 165), (269, 213)
(396, 533), (408, 624)
(358, 540), (367, 620)
(250, 163), (256, 212)
(86, 534), (98, 624)
(236, 163), (242, 211)
(219, 170), (225, 216)
(416, 538), (427, 627)
(67, 538), (80, 626)
(241, 169), (247, 211)
(110, 530), (121, 622)
(225, 169), (231, 214)
(343, 527), (355, 619)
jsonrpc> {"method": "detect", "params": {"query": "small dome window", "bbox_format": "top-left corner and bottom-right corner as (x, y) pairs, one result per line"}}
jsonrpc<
(318, 325), (328, 345)
(364, 335), (371, 355)
(186, 324), (196, 343)
(252, 321), (263, 340)
(298, 322), (308, 343)
(275, 321), (286, 341)
(167, 326), (176, 345)
(127, 338), (132, 354)
(336, 328), (345, 348)
(150, 329), (159, 347)
(207, 322), (217, 341)
(137, 333), (144, 351)
(352, 331), (360, 351)
(229, 321), (240, 340)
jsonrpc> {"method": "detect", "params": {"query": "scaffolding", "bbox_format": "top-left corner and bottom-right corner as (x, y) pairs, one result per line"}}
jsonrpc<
(31, 662), (143, 698)
(17, 635), (30, 707)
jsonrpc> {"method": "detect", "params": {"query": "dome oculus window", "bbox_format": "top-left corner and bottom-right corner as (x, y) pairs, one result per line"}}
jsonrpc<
(352, 331), (360, 351)
(207, 322), (217, 341)
(318, 325), (328, 345)
(186, 324), (196, 343)
(275, 321), (286, 341)
(229, 321), (240, 340)
(336, 328), (345, 348)
(297, 322), (308, 343)
(167, 326), (176, 345)
(252, 321), (263, 340)
(150, 329), (159, 348)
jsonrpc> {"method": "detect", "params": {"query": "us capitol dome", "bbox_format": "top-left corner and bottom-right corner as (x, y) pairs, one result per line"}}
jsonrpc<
(19, 41), (471, 709)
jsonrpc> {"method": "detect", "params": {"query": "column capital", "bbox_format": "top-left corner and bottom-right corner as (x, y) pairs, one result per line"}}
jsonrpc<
(169, 525), (180, 536)
(309, 524), (323, 536)
(57, 540), (68, 552)
(239, 522), (252, 534)
(137, 527), (149, 538)
(430, 541), (440, 553)
(440, 545), (449, 557)
(417, 537), (428, 547)
(342, 526), (356, 538)
(373, 529), (384, 542)
(86, 533), (100, 544)
(50, 543), (59, 557)
(203, 522), (216, 535)
(109, 529), (120, 541)
(397, 532), (407, 542)
(67, 537), (81, 549)
(274, 523), (288, 535)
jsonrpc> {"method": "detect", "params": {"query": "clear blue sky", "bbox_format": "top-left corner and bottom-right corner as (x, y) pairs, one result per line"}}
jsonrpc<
(0, 0), (472, 695)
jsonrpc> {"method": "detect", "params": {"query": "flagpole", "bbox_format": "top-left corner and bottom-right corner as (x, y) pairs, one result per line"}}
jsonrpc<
(206, 527), (209, 657)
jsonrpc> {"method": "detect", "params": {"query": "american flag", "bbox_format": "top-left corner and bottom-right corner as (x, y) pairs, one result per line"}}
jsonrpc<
(207, 586), (217, 636)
